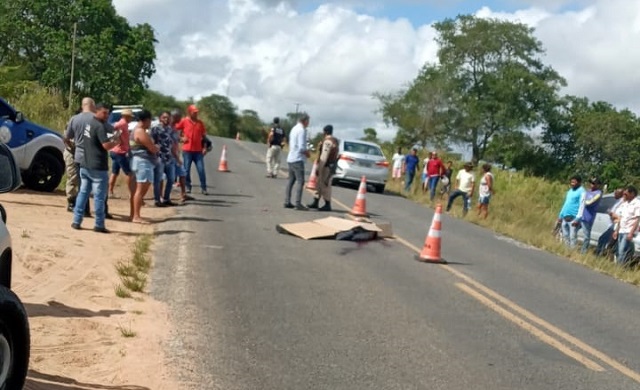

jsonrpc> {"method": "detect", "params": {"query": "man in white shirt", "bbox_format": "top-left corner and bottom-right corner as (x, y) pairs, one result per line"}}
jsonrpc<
(284, 114), (311, 210)
(446, 162), (475, 216)
(612, 185), (640, 264)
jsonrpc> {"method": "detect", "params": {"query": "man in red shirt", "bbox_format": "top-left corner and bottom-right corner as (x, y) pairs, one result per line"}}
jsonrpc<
(426, 151), (444, 202)
(175, 105), (208, 195)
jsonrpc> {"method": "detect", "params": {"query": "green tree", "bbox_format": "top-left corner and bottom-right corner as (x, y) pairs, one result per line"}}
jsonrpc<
(378, 15), (565, 163)
(142, 90), (188, 117)
(434, 15), (565, 163)
(0, 0), (157, 106)
(361, 128), (380, 143)
(197, 94), (239, 138)
(375, 65), (450, 148)
(238, 109), (265, 142)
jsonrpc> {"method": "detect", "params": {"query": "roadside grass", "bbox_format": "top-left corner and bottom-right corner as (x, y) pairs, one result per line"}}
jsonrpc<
(115, 234), (154, 297)
(383, 160), (640, 286)
(117, 323), (137, 338)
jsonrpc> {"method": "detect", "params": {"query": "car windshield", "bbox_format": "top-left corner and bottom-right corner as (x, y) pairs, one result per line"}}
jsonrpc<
(108, 111), (141, 124)
(343, 141), (383, 156)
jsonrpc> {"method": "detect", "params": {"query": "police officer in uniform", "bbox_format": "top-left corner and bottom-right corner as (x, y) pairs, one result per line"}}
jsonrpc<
(307, 124), (338, 211)
(266, 117), (285, 178)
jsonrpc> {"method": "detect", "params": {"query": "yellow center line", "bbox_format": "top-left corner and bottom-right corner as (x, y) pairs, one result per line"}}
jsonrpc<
(456, 283), (605, 372)
(237, 141), (640, 384)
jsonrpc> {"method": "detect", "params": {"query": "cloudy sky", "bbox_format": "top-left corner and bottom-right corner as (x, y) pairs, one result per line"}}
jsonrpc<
(112, 0), (640, 141)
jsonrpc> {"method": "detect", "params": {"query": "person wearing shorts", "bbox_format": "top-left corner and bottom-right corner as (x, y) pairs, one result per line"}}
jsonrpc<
(130, 110), (159, 224)
(108, 109), (135, 199)
(477, 163), (494, 219)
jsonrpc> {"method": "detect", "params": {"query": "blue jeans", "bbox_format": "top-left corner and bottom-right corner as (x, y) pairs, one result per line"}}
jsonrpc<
(73, 168), (108, 229)
(285, 161), (305, 205)
(616, 234), (635, 265)
(427, 176), (440, 201)
(183, 151), (206, 191)
(154, 160), (176, 203)
(447, 190), (470, 214)
(404, 171), (416, 192)
(561, 219), (580, 249)
(580, 221), (593, 254)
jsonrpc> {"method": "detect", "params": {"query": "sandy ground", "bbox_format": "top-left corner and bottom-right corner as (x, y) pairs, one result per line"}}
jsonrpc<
(1, 185), (183, 390)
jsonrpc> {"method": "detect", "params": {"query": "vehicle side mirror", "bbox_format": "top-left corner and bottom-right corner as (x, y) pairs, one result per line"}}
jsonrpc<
(0, 143), (21, 193)
(15, 111), (24, 123)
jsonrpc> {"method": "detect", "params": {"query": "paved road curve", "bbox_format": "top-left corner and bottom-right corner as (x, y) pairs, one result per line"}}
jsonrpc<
(152, 138), (640, 390)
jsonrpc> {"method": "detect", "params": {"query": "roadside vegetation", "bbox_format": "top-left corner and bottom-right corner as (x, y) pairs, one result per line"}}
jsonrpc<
(115, 234), (153, 298)
(383, 156), (640, 286)
(2, 3), (638, 286)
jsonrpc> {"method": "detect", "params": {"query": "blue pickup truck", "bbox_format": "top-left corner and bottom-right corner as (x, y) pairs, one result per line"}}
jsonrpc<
(0, 142), (30, 389)
(0, 97), (65, 192)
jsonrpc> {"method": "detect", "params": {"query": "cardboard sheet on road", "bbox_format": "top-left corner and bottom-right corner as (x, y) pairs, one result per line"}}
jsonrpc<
(277, 216), (384, 240)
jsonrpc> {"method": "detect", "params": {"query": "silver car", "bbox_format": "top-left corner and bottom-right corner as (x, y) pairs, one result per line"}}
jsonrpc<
(577, 193), (640, 255)
(332, 139), (389, 193)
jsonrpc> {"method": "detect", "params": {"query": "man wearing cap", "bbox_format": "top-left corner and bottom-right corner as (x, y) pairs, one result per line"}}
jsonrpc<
(307, 124), (338, 211)
(175, 104), (208, 195)
(108, 108), (135, 202)
(266, 117), (285, 178)
(574, 177), (603, 254)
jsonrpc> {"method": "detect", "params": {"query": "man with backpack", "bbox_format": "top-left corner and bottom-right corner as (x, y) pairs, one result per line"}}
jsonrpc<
(266, 117), (285, 178)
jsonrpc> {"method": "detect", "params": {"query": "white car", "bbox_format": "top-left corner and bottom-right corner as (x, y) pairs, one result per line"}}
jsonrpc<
(331, 139), (389, 193)
(0, 142), (30, 389)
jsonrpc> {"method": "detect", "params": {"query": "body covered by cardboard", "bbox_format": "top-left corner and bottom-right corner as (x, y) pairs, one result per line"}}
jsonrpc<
(277, 216), (387, 240)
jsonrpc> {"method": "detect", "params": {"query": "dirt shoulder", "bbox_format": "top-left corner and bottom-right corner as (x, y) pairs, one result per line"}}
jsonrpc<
(2, 188), (182, 390)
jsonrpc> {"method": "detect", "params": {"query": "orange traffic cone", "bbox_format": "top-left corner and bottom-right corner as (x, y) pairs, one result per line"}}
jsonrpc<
(218, 145), (230, 172)
(235, 132), (240, 141)
(416, 204), (445, 263)
(306, 161), (318, 190)
(349, 176), (369, 217)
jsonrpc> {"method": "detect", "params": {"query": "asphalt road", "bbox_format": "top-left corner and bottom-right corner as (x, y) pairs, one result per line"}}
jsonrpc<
(152, 137), (640, 390)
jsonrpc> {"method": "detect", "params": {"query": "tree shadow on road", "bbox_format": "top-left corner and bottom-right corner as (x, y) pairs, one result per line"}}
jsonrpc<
(26, 370), (149, 389)
(24, 301), (126, 318)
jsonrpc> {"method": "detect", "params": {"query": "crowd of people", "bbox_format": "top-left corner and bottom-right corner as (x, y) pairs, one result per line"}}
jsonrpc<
(556, 176), (639, 265)
(391, 148), (495, 219)
(63, 97), (210, 233)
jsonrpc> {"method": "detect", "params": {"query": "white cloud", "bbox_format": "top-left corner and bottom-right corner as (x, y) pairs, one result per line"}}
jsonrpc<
(113, 0), (640, 141)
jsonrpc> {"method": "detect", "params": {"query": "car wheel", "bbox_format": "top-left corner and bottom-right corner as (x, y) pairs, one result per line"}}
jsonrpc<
(23, 151), (63, 192)
(0, 285), (30, 390)
(374, 184), (385, 194)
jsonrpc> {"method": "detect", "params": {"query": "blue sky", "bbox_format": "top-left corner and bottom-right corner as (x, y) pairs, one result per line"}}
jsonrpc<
(298, 0), (585, 26)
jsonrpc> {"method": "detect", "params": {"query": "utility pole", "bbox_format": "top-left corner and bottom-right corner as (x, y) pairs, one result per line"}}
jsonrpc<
(294, 103), (300, 119)
(68, 22), (77, 109)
